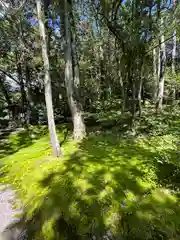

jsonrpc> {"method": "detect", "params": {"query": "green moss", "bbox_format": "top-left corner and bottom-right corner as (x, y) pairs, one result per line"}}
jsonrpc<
(0, 125), (180, 239)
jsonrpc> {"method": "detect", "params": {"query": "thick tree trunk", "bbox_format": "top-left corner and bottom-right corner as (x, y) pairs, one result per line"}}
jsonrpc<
(36, 0), (61, 157)
(64, 0), (86, 140)
(156, 18), (166, 111)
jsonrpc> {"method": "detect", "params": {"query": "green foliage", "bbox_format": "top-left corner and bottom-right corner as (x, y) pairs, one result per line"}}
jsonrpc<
(135, 108), (180, 137)
(0, 119), (180, 239)
(0, 0), (180, 238)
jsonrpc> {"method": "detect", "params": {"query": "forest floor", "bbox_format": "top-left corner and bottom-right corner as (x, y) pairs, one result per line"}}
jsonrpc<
(0, 110), (180, 239)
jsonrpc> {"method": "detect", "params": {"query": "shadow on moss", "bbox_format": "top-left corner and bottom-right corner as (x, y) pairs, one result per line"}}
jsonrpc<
(0, 125), (48, 159)
(18, 131), (180, 240)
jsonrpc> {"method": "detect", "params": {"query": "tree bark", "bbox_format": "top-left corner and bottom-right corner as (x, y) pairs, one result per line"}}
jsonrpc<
(64, 0), (86, 140)
(172, 29), (176, 74)
(116, 53), (125, 115)
(138, 68), (143, 117)
(119, 72), (125, 115)
(132, 81), (136, 120)
(172, 0), (176, 74)
(153, 48), (157, 100)
(17, 62), (27, 124)
(157, 43), (161, 85)
(156, 18), (166, 111)
(36, 0), (61, 157)
(25, 63), (32, 124)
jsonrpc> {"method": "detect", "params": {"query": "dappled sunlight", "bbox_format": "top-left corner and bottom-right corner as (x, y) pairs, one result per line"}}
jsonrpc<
(0, 125), (180, 239)
(121, 188), (180, 239)
(0, 0), (180, 238)
(27, 133), (180, 238)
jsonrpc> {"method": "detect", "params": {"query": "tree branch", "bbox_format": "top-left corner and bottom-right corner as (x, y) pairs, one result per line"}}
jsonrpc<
(146, 35), (175, 55)
(0, 68), (19, 84)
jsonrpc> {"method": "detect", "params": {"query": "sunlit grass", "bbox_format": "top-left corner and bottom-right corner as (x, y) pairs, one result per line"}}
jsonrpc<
(0, 123), (180, 239)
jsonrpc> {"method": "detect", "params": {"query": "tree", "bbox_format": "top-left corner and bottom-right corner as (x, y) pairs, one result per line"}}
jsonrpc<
(156, 17), (166, 111)
(60, 0), (86, 140)
(36, 0), (62, 156)
(172, 0), (176, 74)
(0, 0), (179, 130)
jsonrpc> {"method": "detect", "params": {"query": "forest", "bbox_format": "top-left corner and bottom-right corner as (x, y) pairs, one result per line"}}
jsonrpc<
(0, 0), (180, 239)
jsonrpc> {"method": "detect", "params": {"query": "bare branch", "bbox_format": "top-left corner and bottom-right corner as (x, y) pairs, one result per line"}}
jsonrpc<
(0, 68), (19, 84)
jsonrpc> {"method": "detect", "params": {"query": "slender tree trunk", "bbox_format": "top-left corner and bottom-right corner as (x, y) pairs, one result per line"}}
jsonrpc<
(156, 18), (166, 111)
(99, 45), (105, 101)
(17, 62), (27, 124)
(44, 0), (51, 54)
(138, 70), (143, 117)
(172, 29), (176, 74)
(25, 63), (32, 124)
(157, 44), (161, 84)
(172, 0), (176, 74)
(153, 48), (157, 100)
(119, 73), (125, 114)
(132, 81), (136, 120)
(171, 0), (176, 109)
(64, 0), (86, 140)
(116, 53), (125, 115)
(157, 1), (161, 87)
(36, 0), (61, 157)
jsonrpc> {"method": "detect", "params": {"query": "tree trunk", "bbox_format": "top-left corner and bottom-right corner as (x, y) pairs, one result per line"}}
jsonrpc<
(170, 0), (176, 110)
(172, 0), (176, 74)
(172, 29), (176, 74)
(119, 73), (125, 115)
(156, 18), (166, 111)
(25, 63), (32, 124)
(138, 69), (143, 117)
(99, 45), (105, 101)
(36, 0), (61, 157)
(17, 62), (27, 124)
(157, 43), (161, 85)
(44, 0), (51, 54)
(132, 81), (136, 120)
(116, 54), (125, 115)
(64, 0), (86, 140)
(153, 48), (157, 100)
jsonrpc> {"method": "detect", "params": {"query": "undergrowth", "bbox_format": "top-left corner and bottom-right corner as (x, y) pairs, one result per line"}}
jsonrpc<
(0, 113), (180, 239)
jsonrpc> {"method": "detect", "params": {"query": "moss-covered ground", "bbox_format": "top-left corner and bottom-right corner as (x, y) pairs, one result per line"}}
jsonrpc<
(0, 112), (180, 239)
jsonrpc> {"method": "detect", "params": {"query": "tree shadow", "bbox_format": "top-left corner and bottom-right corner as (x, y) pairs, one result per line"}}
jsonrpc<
(0, 126), (48, 159)
(0, 129), (14, 159)
(18, 131), (180, 239)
